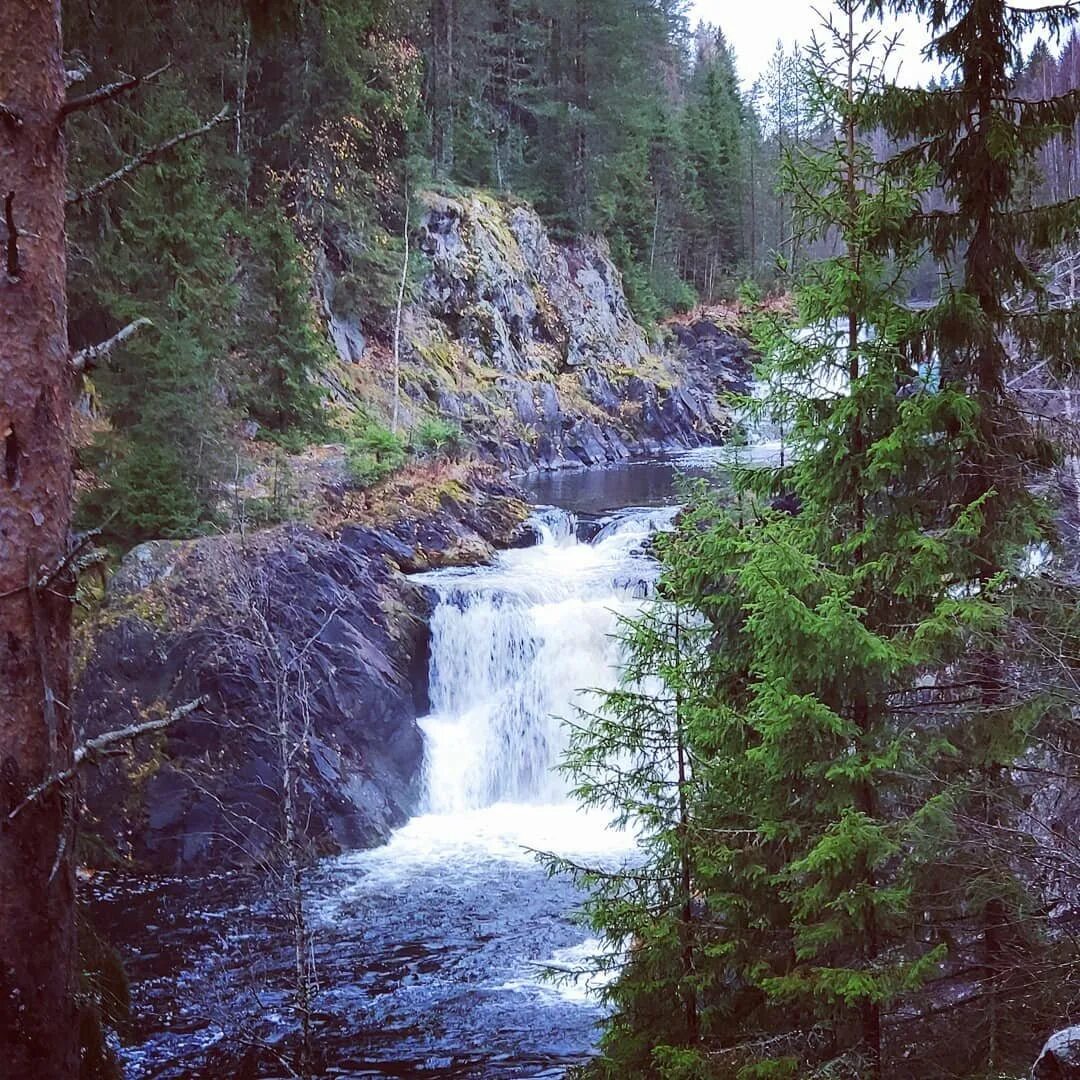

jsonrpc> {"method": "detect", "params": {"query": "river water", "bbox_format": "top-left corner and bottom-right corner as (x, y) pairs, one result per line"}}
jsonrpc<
(88, 449), (742, 1079)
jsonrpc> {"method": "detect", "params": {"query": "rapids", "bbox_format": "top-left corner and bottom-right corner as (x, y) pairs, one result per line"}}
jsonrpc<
(88, 452), (732, 1078)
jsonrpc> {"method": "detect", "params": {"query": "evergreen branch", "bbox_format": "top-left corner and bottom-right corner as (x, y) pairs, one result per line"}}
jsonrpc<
(70, 317), (152, 374)
(5, 696), (209, 824)
(67, 105), (229, 206)
(59, 63), (171, 119)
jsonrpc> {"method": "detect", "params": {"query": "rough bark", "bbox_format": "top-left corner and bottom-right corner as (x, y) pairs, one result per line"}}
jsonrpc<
(0, 2), (76, 1073)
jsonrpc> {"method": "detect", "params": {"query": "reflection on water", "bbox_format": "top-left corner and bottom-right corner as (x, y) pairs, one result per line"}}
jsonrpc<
(521, 443), (782, 516)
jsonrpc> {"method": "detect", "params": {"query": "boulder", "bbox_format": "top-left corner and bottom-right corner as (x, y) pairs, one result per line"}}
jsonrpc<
(76, 525), (432, 872)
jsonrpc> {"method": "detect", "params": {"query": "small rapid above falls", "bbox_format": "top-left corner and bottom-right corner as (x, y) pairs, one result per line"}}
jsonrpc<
(418, 505), (676, 817)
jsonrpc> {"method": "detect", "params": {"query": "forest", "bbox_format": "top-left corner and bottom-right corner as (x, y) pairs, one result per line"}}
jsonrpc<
(6, 0), (1080, 1078)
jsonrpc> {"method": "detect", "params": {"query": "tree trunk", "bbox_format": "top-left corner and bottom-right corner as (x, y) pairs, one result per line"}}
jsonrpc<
(673, 606), (699, 1044)
(0, 2), (76, 1073)
(391, 187), (410, 434)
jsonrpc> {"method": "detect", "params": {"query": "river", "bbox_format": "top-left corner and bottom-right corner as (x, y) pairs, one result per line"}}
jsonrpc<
(87, 448), (744, 1079)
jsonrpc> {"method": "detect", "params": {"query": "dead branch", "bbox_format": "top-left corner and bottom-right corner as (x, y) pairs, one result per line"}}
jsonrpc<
(71, 317), (152, 374)
(60, 63), (171, 119)
(67, 105), (229, 206)
(5, 696), (209, 823)
(0, 103), (22, 130)
(4, 190), (18, 279)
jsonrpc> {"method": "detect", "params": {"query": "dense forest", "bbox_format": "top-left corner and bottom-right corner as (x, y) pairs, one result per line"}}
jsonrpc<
(7, 0), (1080, 1077)
(57, 0), (1080, 548)
(59, 0), (774, 546)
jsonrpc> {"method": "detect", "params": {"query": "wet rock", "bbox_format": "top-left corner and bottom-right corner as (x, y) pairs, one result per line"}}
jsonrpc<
(392, 193), (749, 474)
(566, 420), (610, 466)
(1034, 1027), (1080, 1078)
(108, 540), (184, 597)
(329, 311), (366, 364)
(76, 525), (431, 872)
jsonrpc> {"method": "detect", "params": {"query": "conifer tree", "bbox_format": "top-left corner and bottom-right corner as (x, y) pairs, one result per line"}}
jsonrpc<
(543, 600), (714, 1078)
(237, 206), (332, 434)
(682, 26), (750, 294)
(79, 82), (239, 544)
(562, 1), (1080, 1074)
(864, 0), (1080, 1067)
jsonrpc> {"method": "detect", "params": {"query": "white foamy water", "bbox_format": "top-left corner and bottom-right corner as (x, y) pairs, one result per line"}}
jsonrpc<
(416, 506), (676, 817)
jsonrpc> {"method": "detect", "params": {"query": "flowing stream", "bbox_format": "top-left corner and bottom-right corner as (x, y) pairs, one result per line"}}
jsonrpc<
(89, 452), (733, 1079)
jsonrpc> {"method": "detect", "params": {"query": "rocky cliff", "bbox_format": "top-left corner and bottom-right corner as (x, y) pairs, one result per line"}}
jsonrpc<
(76, 475), (529, 872)
(76, 190), (753, 873)
(327, 191), (752, 471)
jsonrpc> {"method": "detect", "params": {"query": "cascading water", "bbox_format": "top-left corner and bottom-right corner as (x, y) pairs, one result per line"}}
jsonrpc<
(418, 504), (676, 818)
(91, 485), (697, 1080)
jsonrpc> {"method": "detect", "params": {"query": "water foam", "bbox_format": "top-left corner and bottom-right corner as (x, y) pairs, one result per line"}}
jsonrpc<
(415, 506), (674, 816)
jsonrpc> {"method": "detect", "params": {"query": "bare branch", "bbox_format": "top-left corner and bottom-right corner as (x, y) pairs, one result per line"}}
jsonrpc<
(71, 317), (152, 374)
(0, 103), (22, 131)
(4, 190), (18, 280)
(5, 696), (209, 823)
(67, 105), (229, 206)
(60, 63), (171, 119)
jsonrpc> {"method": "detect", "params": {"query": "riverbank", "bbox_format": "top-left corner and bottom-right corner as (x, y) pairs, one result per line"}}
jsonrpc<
(75, 466), (533, 874)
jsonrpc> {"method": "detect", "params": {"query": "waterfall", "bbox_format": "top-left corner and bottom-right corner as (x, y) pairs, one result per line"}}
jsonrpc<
(417, 506), (676, 815)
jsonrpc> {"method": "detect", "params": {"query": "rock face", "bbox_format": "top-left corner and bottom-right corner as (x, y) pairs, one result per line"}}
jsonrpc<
(1034, 1027), (1080, 1078)
(75, 482), (529, 872)
(332, 191), (752, 472)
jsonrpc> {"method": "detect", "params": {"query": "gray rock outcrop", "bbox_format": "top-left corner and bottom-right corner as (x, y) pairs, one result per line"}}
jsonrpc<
(327, 191), (752, 472)
(75, 480), (530, 872)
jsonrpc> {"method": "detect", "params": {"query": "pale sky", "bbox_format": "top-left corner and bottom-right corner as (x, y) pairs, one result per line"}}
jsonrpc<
(690, 0), (1051, 89)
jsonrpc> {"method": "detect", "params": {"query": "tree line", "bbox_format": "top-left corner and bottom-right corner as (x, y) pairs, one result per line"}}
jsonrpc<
(51, 0), (1080, 553)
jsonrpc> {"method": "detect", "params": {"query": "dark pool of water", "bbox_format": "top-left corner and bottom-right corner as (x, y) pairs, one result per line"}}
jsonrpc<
(519, 449), (733, 516)
(88, 823), (615, 1079)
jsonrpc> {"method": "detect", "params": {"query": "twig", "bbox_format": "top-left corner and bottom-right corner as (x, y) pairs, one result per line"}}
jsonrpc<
(67, 105), (229, 206)
(71, 317), (152, 373)
(0, 104), (22, 130)
(4, 190), (18, 279)
(60, 63), (170, 119)
(5, 696), (209, 823)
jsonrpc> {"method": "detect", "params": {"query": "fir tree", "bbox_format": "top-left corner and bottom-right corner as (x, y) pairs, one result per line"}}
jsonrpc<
(78, 81), (238, 543)
(865, 0), (1080, 1067)
(561, 1), (1080, 1074)
(237, 206), (332, 434)
(543, 600), (714, 1077)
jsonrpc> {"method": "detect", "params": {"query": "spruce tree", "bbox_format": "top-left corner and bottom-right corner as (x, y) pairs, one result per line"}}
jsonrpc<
(683, 27), (750, 292)
(237, 206), (332, 435)
(543, 600), (714, 1078)
(865, 0), (1080, 1068)
(561, 1), (1080, 1074)
(78, 81), (239, 544)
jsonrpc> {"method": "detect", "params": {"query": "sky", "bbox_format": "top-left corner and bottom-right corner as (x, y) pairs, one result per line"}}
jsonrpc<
(688, 0), (938, 88)
(690, 1), (1056, 89)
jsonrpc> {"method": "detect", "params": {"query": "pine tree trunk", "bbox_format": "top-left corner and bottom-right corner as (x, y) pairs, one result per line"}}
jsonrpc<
(0, 2), (76, 1072)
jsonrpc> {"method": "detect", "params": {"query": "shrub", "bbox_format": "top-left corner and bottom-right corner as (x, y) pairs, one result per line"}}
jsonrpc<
(345, 420), (406, 487)
(411, 417), (462, 456)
